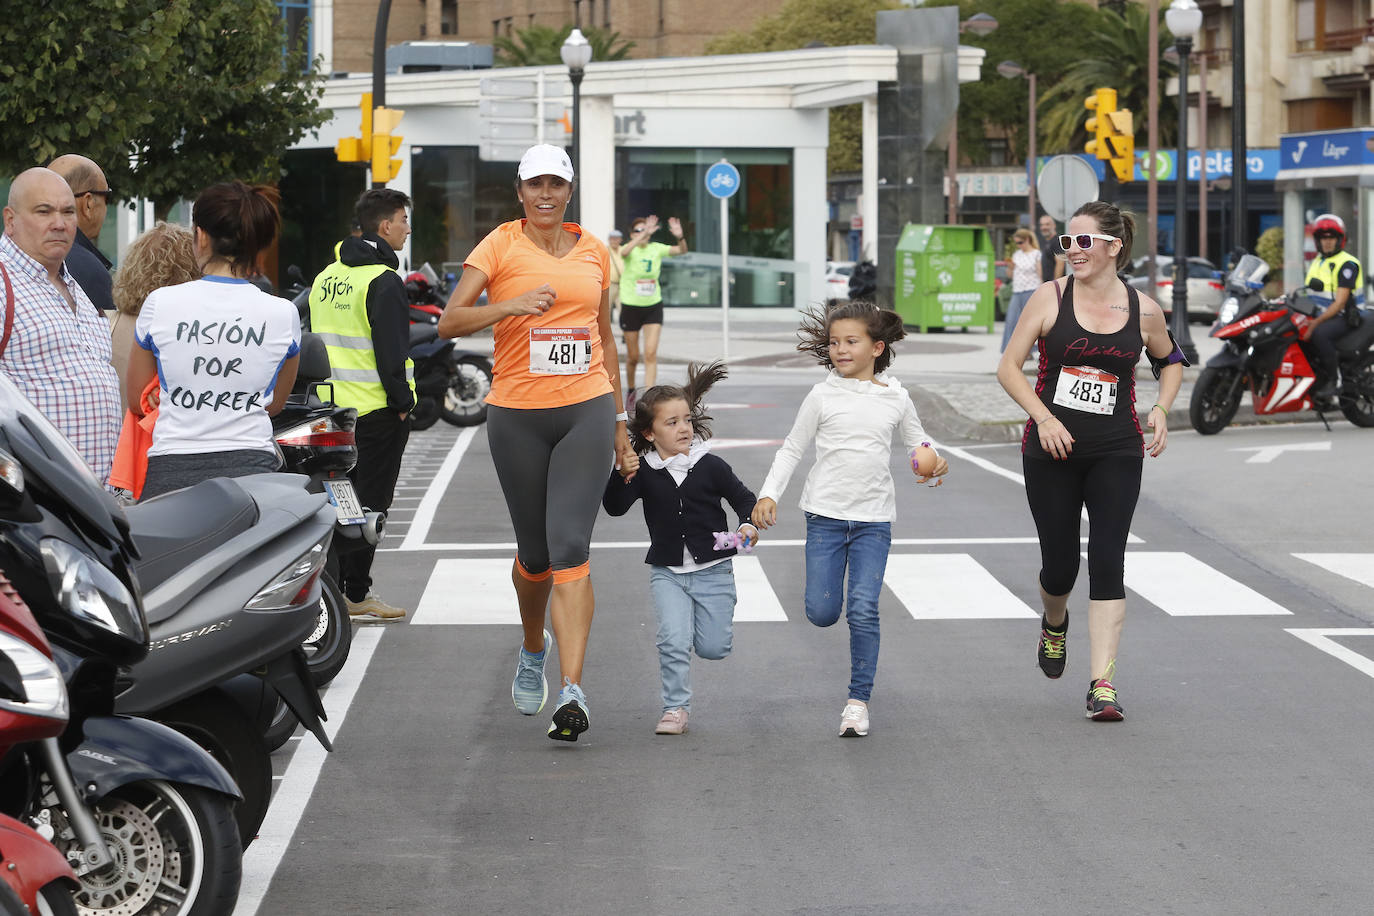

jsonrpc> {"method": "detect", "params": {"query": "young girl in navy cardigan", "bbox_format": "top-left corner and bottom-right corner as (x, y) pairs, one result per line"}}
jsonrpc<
(603, 361), (759, 735)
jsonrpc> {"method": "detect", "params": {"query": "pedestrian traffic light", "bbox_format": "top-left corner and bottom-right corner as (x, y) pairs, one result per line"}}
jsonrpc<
(371, 106), (405, 184)
(1083, 88), (1117, 161)
(1105, 107), (1135, 182)
(335, 93), (373, 164)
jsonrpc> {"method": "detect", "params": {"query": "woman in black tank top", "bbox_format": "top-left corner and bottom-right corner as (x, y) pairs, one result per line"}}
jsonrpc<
(996, 201), (1185, 722)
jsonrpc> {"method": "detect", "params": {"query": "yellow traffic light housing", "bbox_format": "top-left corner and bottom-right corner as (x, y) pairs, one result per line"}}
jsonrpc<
(335, 93), (374, 164)
(1105, 108), (1135, 182)
(1083, 87), (1117, 160)
(371, 106), (405, 184)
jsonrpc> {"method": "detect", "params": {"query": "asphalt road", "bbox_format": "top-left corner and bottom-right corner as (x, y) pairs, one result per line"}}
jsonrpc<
(237, 371), (1374, 916)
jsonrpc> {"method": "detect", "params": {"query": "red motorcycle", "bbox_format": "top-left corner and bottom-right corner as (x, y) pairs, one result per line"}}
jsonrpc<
(0, 577), (80, 915)
(1189, 254), (1374, 433)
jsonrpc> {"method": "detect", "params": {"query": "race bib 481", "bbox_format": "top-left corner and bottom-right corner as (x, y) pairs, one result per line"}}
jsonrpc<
(529, 327), (592, 375)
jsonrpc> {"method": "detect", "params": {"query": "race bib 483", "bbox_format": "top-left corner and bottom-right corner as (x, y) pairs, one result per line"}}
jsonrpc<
(1052, 365), (1118, 415)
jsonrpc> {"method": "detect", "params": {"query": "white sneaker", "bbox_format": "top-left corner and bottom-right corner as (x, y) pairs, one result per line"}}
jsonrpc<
(839, 700), (869, 738)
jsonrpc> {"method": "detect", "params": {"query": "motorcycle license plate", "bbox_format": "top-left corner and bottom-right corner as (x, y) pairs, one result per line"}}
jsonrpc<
(324, 479), (366, 525)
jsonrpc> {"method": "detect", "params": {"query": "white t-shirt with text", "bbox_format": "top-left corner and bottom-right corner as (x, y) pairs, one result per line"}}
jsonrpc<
(135, 277), (301, 457)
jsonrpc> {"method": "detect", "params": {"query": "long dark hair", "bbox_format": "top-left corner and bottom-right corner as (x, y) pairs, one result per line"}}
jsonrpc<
(192, 181), (280, 277)
(628, 360), (727, 455)
(796, 300), (906, 374)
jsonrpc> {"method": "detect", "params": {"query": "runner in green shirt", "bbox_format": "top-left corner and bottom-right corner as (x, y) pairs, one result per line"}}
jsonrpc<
(618, 214), (687, 400)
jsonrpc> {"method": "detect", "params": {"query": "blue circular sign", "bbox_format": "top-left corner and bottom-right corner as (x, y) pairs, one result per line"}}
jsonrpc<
(705, 161), (740, 199)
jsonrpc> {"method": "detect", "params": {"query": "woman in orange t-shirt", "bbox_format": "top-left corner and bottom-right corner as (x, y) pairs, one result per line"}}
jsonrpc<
(439, 144), (631, 743)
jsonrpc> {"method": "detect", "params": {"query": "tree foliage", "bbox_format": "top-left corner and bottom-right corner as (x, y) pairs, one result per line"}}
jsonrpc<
(939, 0), (1179, 165)
(0, 0), (326, 218)
(494, 25), (636, 67)
(705, 0), (903, 175)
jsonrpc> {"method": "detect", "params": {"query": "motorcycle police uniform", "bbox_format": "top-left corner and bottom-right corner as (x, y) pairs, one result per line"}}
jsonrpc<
(1302, 214), (1371, 399)
(309, 230), (417, 614)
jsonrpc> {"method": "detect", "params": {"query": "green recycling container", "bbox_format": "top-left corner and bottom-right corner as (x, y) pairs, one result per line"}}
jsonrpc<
(893, 224), (995, 332)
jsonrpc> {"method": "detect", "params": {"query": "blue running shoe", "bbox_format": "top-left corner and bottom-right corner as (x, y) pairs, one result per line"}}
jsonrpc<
(512, 630), (550, 715)
(548, 679), (589, 742)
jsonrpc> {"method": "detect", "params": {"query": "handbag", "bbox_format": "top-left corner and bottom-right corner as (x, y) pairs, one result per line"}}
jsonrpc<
(0, 260), (14, 360)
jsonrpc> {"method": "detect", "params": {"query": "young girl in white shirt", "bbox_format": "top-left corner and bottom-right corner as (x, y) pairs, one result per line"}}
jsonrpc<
(751, 301), (948, 737)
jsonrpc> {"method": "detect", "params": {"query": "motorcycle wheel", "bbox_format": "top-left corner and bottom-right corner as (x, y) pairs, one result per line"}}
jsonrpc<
(262, 698), (299, 753)
(303, 572), (351, 687)
(1189, 366), (1244, 435)
(37, 881), (79, 916)
(409, 396), (440, 431)
(62, 780), (240, 916)
(440, 355), (492, 427)
(156, 691), (272, 850)
(1339, 354), (1374, 427)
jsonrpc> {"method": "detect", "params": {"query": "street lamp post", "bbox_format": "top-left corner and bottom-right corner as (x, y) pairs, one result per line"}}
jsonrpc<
(949, 13), (998, 224)
(560, 28), (593, 223)
(997, 61), (1037, 228)
(1166, 0), (1202, 363)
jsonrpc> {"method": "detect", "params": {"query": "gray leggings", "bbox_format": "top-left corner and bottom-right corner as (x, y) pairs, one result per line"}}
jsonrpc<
(487, 394), (614, 580)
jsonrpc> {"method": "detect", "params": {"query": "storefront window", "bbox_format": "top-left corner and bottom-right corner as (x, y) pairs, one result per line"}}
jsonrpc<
(278, 149), (368, 282)
(616, 148), (794, 307)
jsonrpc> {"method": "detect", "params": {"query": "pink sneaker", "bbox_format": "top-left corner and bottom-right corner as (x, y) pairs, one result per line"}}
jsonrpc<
(839, 700), (869, 737)
(654, 708), (688, 735)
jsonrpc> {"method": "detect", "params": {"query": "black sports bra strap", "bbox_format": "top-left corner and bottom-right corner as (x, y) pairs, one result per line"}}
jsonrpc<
(1055, 276), (1072, 308)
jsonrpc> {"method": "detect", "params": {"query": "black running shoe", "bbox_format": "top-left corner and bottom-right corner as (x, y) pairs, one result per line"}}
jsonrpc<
(548, 681), (589, 742)
(1037, 611), (1068, 679)
(1085, 661), (1124, 721)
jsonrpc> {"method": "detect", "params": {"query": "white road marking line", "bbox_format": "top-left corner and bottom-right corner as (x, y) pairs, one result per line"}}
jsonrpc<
(731, 555), (789, 621)
(1229, 441), (1331, 464)
(411, 558), (520, 624)
(884, 554), (1037, 619)
(1286, 628), (1374, 679)
(1120, 552), (1291, 616)
(381, 536), (1068, 553)
(400, 426), (479, 550)
(234, 626), (385, 915)
(1293, 554), (1374, 590)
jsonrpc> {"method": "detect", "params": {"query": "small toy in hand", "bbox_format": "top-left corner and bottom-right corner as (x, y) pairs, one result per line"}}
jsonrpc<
(713, 530), (755, 553)
(911, 442), (938, 476)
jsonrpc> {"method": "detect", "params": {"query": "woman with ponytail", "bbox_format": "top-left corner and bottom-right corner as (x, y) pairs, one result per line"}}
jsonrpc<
(602, 361), (760, 735)
(125, 181), (301, 499)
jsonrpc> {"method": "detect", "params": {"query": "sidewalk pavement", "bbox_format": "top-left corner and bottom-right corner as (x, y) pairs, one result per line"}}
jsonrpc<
(650, 308), (1267, 443)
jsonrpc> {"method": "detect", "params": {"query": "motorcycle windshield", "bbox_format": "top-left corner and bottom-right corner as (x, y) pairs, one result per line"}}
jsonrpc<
(1226, 253), (1269, 292)
(0, 374), (128, 545)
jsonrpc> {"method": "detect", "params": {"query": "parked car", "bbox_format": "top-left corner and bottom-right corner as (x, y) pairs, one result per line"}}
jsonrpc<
(825, 260), (855, 300)
(1125, 256), (1224, 322)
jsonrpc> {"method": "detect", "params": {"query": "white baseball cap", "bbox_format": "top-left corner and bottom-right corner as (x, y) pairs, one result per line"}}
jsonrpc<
(518, 144), (574, 182)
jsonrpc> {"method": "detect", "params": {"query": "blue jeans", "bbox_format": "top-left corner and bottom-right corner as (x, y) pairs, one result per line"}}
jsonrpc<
(1001, 289), (1034, 352)
(804, 513), (892, 702)
(648, 561), (737, 711)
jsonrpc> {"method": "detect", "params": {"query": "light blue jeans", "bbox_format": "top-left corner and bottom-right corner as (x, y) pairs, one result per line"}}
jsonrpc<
(804, 513), (892, 703)
(648, 561), (737, 711)
(1001, 288), (1035, 352)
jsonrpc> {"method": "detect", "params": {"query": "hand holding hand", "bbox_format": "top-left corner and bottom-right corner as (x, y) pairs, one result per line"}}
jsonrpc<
(751, 498), (777, 530)
(619, 451), (640, 480)
(508, 284), (556, 317)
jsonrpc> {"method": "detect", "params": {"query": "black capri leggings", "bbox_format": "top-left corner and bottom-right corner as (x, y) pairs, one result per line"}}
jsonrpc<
(487, 394), (614, 583)
(1022, 453), (1142, 601)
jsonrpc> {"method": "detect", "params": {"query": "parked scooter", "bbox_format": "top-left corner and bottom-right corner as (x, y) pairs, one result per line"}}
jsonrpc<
(0, 584), (79, 916)
(1189, 253), (1374, 433)
(404, 264), (492, 429)
(0, 376), (245, 915)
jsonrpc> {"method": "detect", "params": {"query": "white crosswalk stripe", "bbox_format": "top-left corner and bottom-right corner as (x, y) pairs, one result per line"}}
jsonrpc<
(884, 553), (1038, 619)
(407, 549), (1374, 625)
(1121, 552), (1291, 616)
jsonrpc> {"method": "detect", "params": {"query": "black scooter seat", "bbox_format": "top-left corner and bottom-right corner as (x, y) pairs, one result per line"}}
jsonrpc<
(409, 323), (438, 348)
(126, 478), (259, 599)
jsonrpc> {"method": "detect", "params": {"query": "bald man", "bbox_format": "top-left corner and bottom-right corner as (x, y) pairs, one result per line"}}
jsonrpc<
(48, 154), (115, 314)
(1, 168), (121, 481)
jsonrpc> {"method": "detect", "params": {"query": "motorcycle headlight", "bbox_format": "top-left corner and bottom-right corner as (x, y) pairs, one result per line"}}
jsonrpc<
(39, 538), (145, 643)
(0, 630), (67, 721)
(1217, 296), (1240, 325)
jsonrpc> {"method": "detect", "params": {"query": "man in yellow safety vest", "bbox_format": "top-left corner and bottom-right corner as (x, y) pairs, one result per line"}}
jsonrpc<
(309, 188), (417, 622)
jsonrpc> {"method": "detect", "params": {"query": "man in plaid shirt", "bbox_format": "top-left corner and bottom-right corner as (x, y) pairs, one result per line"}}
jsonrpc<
(1, 168), (120, 482)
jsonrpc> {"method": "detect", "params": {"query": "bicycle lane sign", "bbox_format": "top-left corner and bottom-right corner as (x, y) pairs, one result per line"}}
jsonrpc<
(706, 161), (740, 199)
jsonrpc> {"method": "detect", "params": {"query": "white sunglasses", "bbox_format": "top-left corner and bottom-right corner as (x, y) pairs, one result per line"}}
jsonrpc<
(1059, 233), (1119, 251)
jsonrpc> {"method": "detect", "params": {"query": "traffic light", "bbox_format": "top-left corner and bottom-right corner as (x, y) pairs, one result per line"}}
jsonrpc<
(371, 106), (405, 184)
(335, 93), (373, 164)
(1083, 87), (1117, 161)
(1104, 107), (1135, 182)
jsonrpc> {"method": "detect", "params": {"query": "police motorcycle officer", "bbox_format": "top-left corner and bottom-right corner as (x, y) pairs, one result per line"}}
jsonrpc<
(1302, 213), (1372, 402)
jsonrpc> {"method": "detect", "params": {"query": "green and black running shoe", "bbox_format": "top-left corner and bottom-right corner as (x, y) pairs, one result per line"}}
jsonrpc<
(1085, 660), (1124, 721)
(1037, 611), (1068, 679)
